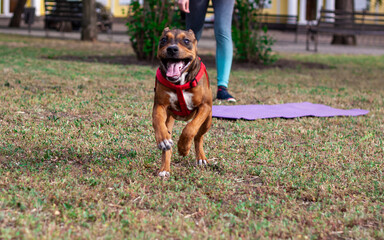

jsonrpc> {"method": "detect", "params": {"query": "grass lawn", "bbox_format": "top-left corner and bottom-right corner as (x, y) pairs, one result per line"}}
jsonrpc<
(0, 34), (383, 239)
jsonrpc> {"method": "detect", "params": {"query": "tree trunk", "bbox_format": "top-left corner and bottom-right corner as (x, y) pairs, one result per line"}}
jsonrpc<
(331, 0), (356, 45)
(8, 0), (27, 28)
(81, 0), (98, 41)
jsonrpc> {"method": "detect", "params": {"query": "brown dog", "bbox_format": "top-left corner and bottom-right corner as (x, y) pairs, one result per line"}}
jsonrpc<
(152, 28), (213, 177)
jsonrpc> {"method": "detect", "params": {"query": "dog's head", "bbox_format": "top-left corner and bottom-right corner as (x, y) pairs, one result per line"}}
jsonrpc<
(157, 28), (198, 83)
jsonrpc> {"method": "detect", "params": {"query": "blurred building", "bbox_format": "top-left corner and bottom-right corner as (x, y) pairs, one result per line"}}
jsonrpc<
(0, 0), (383, 20)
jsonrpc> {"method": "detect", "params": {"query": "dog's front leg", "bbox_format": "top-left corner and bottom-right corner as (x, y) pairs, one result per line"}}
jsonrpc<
(178, 103), (211, 157)
(153, 104), (173, 151)
(153, 104), (174, 176)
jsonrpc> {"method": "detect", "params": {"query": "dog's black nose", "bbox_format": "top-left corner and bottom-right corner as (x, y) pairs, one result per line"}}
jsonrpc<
(167, 46), (179, 55)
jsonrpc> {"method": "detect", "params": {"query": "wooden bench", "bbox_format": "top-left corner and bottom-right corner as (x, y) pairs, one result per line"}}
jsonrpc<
(44, 0), (113, 32)
(258, 13), (299, 42)
(307, 9), (384, 51)
(44, 0), (83, 32)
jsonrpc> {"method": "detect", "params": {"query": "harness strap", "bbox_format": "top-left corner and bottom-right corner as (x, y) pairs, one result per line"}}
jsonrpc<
(156, 61), (209, 117)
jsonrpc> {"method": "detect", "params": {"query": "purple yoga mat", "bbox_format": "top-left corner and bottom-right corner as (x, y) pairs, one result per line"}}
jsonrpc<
(212, 102), (369, 120)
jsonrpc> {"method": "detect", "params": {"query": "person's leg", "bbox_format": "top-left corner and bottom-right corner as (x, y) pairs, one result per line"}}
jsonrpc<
(212, 0), (234, 89)
(186, 0), (210, 41)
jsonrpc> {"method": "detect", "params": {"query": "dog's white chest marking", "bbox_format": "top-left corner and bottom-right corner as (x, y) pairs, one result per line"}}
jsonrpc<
(167, 91), (178, 110)
(166, 72), (194, 111)
(183, 91), (194, 110)
(167, 91), (194, 111)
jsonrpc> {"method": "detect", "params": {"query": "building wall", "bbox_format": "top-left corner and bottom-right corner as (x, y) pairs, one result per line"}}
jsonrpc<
(371, 0), (384, 12)
(264, 0), (281, 14)
(280, 0), (288, 14)
(40, 0), (44, 15)
(1, 0), (384, 20)
(113, 0), (129, 17)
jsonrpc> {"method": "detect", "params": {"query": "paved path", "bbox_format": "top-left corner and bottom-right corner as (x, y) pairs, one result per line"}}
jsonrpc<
(0, 26), (128, 43)
(1, 17), (384, 56)
(271, 41), (384, 55)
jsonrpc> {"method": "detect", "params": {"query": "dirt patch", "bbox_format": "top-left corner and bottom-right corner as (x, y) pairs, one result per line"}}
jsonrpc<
(202, 55), (333, 70)
(44, 55), (153, 66)
(240, 58), (333, 70)
(45, 54), (333, 70)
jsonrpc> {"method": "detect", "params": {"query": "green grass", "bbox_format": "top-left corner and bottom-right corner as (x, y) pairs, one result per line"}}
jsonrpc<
(0, 33), (383, 239)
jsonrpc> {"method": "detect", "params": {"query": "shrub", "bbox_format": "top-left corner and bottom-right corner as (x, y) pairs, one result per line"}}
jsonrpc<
(126, 0), (181, 62)
(232, 0), (277, 64)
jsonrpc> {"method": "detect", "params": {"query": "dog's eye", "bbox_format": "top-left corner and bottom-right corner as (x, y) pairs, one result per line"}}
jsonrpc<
(160, 37), (167, 44)
(183, 39), (190, 45)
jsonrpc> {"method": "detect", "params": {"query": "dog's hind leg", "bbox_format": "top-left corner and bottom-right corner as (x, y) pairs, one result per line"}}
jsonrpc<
(159, 115), (175, 177)
(165, 114), (175, 135)
(194, 114), (212, 166)
(178, 104), (211, 157)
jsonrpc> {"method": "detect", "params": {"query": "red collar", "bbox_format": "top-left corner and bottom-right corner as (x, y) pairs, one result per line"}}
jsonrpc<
(156, 60), (208, 117)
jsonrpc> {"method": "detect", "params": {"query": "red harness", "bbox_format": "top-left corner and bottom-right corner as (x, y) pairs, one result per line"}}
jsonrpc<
(156, 61), (209, 117)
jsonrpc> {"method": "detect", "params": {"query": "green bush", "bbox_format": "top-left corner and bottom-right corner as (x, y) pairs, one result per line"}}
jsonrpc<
(232, 0), (277, 64)
(126, 0), (181, 62)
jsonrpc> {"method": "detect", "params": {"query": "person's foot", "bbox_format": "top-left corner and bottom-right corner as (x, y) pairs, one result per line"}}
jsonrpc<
(216, 86), (236, 102)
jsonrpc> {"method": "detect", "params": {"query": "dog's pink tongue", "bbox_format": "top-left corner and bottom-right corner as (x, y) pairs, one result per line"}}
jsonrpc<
(166, 62), (183, 78)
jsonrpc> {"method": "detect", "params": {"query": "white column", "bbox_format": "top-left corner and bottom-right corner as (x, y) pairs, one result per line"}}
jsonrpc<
(4, 0), (10, 16)
(32, 0), (41, 16)
(299, 0), (307, 24)
(325, 0), (335, 10)
(110, 0), (115, 16)
(317, 0), (323, 17)
(98, 0), (108, 5)
(288, 0), (298, 23)
(324, 0), (335, 22)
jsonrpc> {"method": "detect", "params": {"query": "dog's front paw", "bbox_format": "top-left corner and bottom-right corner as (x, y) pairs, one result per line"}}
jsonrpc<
(158, 139), (173, 151)
(197, 159), (208, 166)
(158, 171), (170, 177)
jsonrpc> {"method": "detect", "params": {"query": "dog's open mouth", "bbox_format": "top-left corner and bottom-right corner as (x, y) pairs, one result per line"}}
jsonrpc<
(162, 59), (191, 81)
